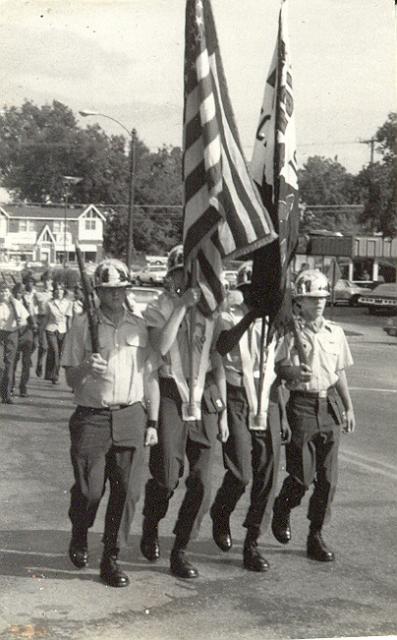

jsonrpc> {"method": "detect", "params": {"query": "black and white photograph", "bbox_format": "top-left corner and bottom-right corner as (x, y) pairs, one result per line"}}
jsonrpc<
(0, 1), (396, 639)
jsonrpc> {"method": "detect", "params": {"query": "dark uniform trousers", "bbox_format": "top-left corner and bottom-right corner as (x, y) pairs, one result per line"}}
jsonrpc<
(0, 329), (18, 401)
(278, 389), (342, 529)
(45, 330), (65, 382)
(143, 377), (218, 545)
(69, 404), (146, 551)
(212, 383), (282, 534)
(13, 326), (36, 394)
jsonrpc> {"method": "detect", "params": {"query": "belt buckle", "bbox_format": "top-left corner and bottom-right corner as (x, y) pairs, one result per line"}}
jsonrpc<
(318, 390), (327, 399)
(108, 404), (122, 411)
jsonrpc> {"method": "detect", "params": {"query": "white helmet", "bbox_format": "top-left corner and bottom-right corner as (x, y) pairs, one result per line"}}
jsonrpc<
(94, 259), (130, 288)
(167, 244), (184, 275)
(294, 269), (329, 298)
(236, 261), (253, 289)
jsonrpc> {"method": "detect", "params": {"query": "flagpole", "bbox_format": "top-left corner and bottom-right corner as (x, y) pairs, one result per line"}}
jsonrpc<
(188, 260), (198, 416)
(255, 3), (284, 424)
(255, 316), (268, 425)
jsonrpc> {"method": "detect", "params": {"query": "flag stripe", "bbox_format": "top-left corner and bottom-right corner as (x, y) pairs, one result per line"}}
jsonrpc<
(183, 0), (276, 315)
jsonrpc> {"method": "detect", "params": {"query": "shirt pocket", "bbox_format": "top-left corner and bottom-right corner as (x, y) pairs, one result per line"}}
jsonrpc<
(317, 336), (338, 369)
(126, 329), (148, 349)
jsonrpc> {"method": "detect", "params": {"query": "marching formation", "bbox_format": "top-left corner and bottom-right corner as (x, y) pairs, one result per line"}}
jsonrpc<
(1, 247), (356, 588)
(0, 0), (358, 596)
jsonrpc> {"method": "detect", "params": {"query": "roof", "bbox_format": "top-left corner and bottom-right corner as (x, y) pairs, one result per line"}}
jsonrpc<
(0, 204), (105, 221)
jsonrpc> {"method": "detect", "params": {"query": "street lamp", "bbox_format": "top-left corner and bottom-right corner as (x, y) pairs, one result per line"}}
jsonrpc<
(79, 110), (137, 269)
(62, 175), (82, 266)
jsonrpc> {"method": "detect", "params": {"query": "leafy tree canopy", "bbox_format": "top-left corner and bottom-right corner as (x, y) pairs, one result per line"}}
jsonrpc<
(0, 100), (184, 256)
(355, 112), (396, 237)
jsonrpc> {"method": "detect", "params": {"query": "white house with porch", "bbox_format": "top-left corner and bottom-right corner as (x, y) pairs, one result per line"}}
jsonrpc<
(0, 204), (106, 266)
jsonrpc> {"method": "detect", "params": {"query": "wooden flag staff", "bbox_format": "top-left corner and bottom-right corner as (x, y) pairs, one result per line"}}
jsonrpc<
(253, 315), (268, 429)
(188, 260), (198, 417)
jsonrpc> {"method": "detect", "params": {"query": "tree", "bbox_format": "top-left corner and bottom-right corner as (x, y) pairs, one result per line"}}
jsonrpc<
(0, 99), (150, 205)
(355, 112), (397, 237)
(103, 144), (183, 259)
(0, 100), (182, 257)
(297, 156), (359, 233)
(0, 99), (184, 256)
(298, 156), (357, 206)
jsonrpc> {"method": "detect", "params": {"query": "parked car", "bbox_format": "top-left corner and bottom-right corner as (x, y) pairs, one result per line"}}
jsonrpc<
(126, 287), (160, 316)
(223, 269), (238, 289)
(358, 283), (397, 314)
(383, 317), (397, 337)
(135, 264), (167, 286)
(330, 279), (369, 306)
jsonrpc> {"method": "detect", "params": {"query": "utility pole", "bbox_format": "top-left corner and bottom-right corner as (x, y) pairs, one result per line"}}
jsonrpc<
(359, 137), (376, 164)
(79, 110), (137, 270)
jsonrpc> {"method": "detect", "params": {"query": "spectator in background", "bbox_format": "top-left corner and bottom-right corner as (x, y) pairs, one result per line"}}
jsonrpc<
(11, 283), (37, 398)
(35, 272), (54, 377)
(359, 269), (370, 281)
(71, 285), (85, 318)
(44, 283), (73, 385)
(0, 282), (29, 404)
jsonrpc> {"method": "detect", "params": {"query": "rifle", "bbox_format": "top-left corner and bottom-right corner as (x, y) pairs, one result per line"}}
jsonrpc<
(290, 313), (309, 366)
(75, 241), (100, 353)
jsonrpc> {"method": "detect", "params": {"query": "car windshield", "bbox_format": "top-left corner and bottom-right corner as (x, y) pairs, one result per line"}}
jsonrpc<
(131, 289), (159, 303)
(370, 284), (397, 295)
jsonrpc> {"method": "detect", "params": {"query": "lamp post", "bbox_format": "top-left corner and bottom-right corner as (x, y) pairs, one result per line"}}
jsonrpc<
(79, 110), (137, 269)
(62, 175), (82, 266)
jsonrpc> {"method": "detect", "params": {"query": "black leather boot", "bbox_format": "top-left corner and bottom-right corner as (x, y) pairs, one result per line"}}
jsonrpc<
(100, 550), (130, 587)
(68, 530), (88, 568)
(170, 547), (199, 579)
(271, 497), (291, 544)
(210, 506), (232, 552)
(307, 529), (335, 562)
(243, 533), (269, 572)
(140, 518), (160, 561)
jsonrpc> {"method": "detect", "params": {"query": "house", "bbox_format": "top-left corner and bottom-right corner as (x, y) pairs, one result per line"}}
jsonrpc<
(0, 204), (105, 266)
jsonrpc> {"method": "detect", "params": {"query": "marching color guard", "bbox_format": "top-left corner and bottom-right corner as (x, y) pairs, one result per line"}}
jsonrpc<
(271, 269), (356, 561)
(140, 244), (228, 579)
(61, 258), (159, 587)
(210, 261), (291, 571)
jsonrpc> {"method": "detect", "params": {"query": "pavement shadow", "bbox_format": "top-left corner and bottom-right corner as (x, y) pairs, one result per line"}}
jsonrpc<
(0, 530), (298, 582)
(0, 530), (102, 582)
(0, 530), (265, 580)
(0, 412), (67, 424)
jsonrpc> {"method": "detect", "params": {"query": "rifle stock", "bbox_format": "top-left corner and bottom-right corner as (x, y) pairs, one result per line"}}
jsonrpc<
(290, 315), (309, 366)
(75, 242), (100, 353)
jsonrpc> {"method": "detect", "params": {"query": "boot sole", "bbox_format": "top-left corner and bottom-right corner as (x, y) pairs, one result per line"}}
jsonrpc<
(307, 553), (335, 562)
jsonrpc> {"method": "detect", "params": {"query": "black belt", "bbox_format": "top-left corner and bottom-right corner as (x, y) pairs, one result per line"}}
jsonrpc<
(77, 404), (131, 412)
(290, 388), (334, 399)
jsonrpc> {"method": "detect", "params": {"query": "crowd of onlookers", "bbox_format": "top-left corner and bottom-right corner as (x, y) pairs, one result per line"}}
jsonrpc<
(0, 271), (84, 404)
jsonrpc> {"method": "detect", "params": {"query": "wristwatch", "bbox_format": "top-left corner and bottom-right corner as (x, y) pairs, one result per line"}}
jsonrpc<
(147, 419), (158, 430)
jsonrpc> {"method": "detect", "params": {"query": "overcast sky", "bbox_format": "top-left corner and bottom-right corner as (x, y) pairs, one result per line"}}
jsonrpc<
(0, 0), (395, 175)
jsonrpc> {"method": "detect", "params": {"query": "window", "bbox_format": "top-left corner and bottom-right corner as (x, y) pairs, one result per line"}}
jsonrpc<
(18, 220), (34, 232)
(53, 221), (69, 233)
(84, 211), (97, 231)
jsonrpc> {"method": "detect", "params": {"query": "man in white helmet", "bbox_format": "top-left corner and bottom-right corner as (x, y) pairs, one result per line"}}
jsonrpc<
(271, 269), (356, 561)
(210, 261), (291, 572)
(61, 258), (159, 587)
(140, 244), (228, 579)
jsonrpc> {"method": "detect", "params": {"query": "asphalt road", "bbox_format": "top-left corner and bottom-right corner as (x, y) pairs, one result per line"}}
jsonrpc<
(0, 305), (396, 640)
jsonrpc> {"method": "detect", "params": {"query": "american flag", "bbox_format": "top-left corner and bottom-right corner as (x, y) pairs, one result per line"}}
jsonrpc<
(183, 0), (276, 316)
(250, 0), (300, 325)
